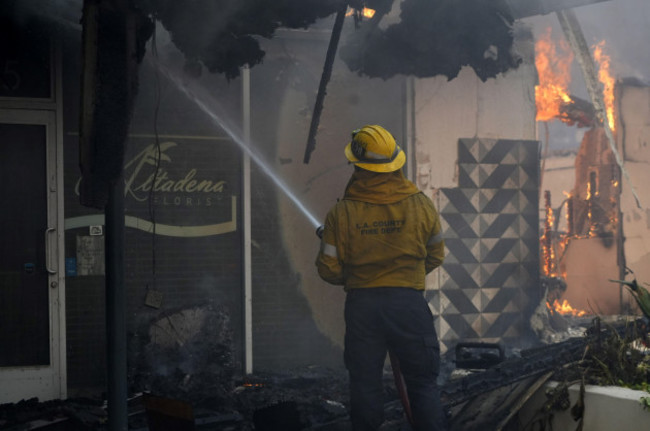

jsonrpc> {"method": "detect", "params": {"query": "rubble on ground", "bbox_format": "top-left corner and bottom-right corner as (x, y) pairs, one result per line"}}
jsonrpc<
(2, 313), (649, 430)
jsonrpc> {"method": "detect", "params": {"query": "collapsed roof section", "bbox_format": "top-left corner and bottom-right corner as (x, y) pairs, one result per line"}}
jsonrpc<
(340, 0), (520, 81)
(135, 0), (349, 80)
(134, 0), (611, 82)
(340, 0), (611, 81)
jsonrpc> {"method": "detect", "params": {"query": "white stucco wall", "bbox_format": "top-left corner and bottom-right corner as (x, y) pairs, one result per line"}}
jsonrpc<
(620, 163), (650, 284)
(617, 84), (650, 287)
(520, 382), (650, 431)
(414, 65), (538, 192)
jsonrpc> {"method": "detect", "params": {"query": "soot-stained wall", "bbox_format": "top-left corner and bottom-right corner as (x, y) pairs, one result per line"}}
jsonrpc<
(61, 20), (370, 394)
(63, 34), (246, 395)
(247, 29), (369, 371)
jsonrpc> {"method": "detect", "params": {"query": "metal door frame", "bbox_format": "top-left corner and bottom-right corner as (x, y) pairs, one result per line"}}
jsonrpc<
(0, 108), (66, 403)
(0, 42), (66, 402)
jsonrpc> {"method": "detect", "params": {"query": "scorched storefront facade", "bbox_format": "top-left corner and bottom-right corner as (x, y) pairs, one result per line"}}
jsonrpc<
(1, 0), (563, 405)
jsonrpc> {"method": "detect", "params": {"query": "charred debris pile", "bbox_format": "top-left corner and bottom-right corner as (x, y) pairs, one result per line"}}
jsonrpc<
(443, 316), (650, 430)
(0, 367), (352, 431)
(2, 316), (649, 430)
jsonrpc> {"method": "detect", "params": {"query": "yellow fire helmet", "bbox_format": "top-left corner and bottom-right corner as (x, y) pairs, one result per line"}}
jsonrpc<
(344, 125), (406, 173)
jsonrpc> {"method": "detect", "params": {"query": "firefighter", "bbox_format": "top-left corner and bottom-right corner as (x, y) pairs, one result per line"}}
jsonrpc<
(316, 125), (446, 431)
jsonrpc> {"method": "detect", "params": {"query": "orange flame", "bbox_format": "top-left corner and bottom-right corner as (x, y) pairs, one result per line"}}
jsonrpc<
(544, 215), (556, 276)
(592, 41), (616, 132)
(547, 299), (587, 317)
(541, 191), (557, 277)
(362, 8), (375, 18)
(535, 28), (574, 122)
(346, 7), (376, 18)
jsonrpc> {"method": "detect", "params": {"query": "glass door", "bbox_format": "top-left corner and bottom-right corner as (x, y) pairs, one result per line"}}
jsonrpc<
(0, 109), (64, 402)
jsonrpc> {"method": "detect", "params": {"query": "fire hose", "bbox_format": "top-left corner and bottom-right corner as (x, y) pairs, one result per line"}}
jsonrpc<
(388, 350), (415, 427)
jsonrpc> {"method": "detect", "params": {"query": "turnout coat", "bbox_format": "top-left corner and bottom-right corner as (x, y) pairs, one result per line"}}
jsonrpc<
(316, 169), (445, 290)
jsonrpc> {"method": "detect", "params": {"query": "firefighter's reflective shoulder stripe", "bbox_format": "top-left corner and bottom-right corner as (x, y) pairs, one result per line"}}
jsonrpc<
(321, 241), (338, 258)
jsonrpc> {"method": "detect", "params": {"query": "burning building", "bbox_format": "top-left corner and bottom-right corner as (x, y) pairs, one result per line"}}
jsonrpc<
(535, 24), (650, 317)
(2, 0), (650, 429)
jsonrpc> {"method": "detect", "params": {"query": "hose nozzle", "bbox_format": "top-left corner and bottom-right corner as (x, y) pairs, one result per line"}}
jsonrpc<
(316, 225), (324, 239)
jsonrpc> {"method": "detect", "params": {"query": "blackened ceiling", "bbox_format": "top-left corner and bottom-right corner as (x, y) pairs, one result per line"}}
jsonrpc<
(2, 1), (613, 82)
(341, 0), (520, 81)
(135, 0), (350, 79)
(136, 0), (521, 81)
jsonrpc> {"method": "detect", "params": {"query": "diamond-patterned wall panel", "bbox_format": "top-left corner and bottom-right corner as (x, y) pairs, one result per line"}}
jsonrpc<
(432, 137), (540, 353)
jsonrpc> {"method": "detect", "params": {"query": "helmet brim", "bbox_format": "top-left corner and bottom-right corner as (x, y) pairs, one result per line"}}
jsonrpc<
(344, 142), (406, 173)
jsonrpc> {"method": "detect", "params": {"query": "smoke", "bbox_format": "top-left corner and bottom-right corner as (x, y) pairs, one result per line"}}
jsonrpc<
(574, 0), (650, 81)
(2, 0), (83, 31)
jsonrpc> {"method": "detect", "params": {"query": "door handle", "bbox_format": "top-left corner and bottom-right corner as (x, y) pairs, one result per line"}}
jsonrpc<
(45, 227), (57, 274)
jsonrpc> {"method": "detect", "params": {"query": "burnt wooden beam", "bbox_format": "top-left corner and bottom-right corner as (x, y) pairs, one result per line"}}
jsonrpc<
(303, 3), (348, 164)
(558, 94), (596, 128)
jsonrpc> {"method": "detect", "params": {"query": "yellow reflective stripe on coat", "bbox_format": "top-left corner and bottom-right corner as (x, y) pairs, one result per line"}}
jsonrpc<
(321, 241), (338, 258)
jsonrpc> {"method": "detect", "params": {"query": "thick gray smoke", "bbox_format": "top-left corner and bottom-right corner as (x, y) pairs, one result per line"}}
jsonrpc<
(572, 0), (650, 81)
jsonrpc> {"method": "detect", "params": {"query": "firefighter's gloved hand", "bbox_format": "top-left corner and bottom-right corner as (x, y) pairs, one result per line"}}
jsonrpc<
(316, 225), (324, 239)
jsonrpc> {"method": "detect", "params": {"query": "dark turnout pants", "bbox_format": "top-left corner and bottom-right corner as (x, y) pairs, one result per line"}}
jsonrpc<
(344, 287), (445, 431)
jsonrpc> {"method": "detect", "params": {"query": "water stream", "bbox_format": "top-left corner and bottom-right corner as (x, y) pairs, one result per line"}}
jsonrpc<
(154, 60), (322, 229)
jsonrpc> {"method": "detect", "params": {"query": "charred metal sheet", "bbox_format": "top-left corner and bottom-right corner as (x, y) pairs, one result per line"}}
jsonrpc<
(559, 95), (597, 128)
(440, 318), (644, 430)
(455, 342), (505, 370)
(441, 338), (586, 430)
(442, 336), (587, 408)
(447, 372), (553, 431)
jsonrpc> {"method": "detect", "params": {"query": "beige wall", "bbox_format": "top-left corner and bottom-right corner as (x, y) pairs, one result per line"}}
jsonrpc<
(617, 84), (650, 288)
(620, 163), (650, 284)
(560, 237), (620, 314)
(414, 61), (538, 192)
(617, 85), (650, 163)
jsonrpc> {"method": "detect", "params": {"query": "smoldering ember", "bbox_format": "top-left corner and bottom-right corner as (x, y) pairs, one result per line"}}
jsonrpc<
(2, 0), (650, 431)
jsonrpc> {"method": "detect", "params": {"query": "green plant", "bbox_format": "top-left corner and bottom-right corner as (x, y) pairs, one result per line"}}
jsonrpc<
(524, 317), (650, 430)
(640, 396), (650, 410)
